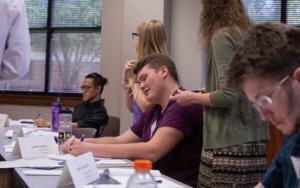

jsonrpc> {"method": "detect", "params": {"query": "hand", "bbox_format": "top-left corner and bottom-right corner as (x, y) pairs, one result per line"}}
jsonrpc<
(199, 87), (206, 93)
(68, 141), (90, 156)
(60, 136), (77, 153)
(254, 182), (265, 188)
(122, 60), (137, 85)
(170, 89), (198, 106)
(34, 118), (50, 127)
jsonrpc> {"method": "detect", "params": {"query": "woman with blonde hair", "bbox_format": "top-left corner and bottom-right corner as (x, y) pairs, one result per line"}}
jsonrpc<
(123, 19), (168, 122)
(170, 0), (268, 187)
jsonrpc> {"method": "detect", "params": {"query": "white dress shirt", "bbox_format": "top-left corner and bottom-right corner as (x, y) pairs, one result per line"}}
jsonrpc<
(0, 0), (30, 80)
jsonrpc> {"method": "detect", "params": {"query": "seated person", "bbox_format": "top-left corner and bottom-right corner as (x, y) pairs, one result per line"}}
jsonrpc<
(227, 23), (300, 188)
(61, 54), (203, 187)
(35, 72), (109, 136)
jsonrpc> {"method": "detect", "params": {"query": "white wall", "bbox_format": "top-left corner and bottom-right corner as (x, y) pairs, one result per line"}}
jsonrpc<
(0, 0), (206, 133)
(170, 0), (206, 89)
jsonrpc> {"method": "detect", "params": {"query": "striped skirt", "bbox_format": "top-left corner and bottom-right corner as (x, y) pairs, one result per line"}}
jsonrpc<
(197, 142), (266, 188)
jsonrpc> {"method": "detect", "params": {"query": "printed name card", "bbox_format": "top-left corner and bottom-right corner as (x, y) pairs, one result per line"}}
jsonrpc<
(57, 152), (99, 188)
(11, 136), (58, 159)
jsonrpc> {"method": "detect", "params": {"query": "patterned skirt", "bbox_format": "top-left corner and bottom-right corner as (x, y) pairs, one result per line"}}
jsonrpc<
(197, 142), (266, 188)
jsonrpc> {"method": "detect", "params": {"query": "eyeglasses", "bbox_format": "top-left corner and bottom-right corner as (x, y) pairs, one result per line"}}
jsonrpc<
(80, 85), (94, 92)
(253, 75), (291, 113)
(131, 32), (139, 39)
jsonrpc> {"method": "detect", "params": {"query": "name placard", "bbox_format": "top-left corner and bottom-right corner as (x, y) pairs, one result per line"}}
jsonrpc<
(57, 152), (99, 188)
(12, 136), (58, 159)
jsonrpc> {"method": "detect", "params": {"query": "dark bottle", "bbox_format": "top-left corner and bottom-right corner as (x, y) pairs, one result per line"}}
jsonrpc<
(51, 98), (62, 132)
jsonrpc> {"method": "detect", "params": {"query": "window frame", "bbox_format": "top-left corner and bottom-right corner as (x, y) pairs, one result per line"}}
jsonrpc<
(0, 0), (101, 106)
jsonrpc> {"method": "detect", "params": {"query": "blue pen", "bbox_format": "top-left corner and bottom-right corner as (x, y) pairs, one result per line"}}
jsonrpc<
(80, 134), (85, 142)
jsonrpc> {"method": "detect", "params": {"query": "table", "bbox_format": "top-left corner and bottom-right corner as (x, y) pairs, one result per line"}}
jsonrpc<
(0, 126), (191, 188)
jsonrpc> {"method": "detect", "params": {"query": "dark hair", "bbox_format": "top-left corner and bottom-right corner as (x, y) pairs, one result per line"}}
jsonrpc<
(85, 72), (108, 94)
(200, 0), (251, 47)
(227, 23), (300, 89)
(133, 53), (179, 83)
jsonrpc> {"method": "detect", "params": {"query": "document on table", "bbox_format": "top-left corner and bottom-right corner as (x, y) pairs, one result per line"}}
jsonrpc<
(0, 158), (63, 169)
(96, 159), (132, 167)
(4, 129), (14, 138)
(9, 119), (37, 128)
(81, 175), (185, 188)
(21, 127), (58, 137)
(23, 168), (161, 177)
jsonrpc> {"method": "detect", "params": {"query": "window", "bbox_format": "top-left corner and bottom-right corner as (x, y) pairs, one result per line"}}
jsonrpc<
(0, 0), (102, 95)
(243, 0), (300, 26)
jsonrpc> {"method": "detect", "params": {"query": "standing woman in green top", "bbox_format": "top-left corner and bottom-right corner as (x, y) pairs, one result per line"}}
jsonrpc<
(170, 0), (268, 187)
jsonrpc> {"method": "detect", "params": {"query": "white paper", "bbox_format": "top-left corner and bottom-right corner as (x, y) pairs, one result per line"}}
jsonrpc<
(12, 136), (59, 159)
(22, 168), (161, 177)
(48, 154), (75, 161)
(0, 158), (62, 168)
(97, 168), (161, 177)
(81, 175), (185, 188)
(21, 127), (57, 137)
(9, 119), (37, 128)
(23, 169), (62, 176)
(57, 152), (99, 188)
(4, 130), (14, 138)
(291, 156), (300, 179)
(96, 159), (132, 168)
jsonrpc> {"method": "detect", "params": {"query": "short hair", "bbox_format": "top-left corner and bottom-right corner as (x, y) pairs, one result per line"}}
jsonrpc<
(134, 53), (179, 83)
(85, 72), (108, 94)
(227, 23), (300, 89)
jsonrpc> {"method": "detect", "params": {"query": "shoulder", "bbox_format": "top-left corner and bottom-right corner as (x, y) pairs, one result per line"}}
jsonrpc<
(163, 101), (203, 122)
(212, 27), (245, 44)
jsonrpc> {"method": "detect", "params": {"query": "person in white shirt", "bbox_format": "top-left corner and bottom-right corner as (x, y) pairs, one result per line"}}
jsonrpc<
(0, 0), (30, 80)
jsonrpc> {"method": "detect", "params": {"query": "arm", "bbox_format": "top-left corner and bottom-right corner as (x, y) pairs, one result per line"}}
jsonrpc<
(0, 0), (30, 80)
(124, 85), (134, 112)
(208, 29), (239, 107)
(68, 127), (184, 162)
(122, 60), (136, 112)
(85, 129), (141, 144)
(61, 129), (141, 153)
(34, 118), (50, 127)
(170, 90), (213, 107)
(170, 30), (238, 108)
(132, 83), (152, 112)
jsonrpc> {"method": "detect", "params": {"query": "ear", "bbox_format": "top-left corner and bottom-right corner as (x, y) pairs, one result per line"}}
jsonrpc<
(95, 86), (102, 93)
(159, 66), (169, 79)
(293, 67), (300, 87)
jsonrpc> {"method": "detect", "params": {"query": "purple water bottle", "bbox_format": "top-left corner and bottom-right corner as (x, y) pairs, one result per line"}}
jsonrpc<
(51, 98), (62, 132)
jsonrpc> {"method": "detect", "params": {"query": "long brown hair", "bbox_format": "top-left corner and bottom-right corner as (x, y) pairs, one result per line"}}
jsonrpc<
(200, 0), (251, 47)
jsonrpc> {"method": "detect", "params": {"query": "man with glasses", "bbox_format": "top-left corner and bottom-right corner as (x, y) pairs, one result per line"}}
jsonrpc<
(227, 23), (300, 188)
(35, 72), (109, 137)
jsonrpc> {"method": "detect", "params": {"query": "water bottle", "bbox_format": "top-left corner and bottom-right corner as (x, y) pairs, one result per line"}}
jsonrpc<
(127, 160), (157, 188)
(58, 108), (72, 144)
(51, 98), (62, 132)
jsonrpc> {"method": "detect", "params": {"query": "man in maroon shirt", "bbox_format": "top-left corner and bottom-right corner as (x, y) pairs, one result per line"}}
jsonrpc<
(62, 54), (203, 187)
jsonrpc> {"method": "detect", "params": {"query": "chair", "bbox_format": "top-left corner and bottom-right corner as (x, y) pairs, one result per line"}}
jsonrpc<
(72, 128), (97, 138)
(98, 116), (120, 137)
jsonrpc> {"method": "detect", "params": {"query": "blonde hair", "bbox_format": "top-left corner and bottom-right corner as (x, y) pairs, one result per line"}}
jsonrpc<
(136, 20), (168, 60)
